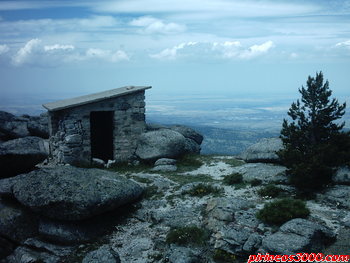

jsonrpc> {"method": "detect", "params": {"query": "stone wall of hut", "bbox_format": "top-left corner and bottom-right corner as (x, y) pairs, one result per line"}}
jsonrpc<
(48, 91), (146, 165)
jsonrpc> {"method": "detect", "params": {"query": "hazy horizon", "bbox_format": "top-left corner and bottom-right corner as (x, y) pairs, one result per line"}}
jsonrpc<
(0, 0), (349, 132)
(0, 1), (350, 98)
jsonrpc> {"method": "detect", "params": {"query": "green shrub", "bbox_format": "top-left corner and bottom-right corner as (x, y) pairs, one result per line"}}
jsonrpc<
(222, 158), (245, 167)
(165, 174), (215, 186)
(107, 162), (152, 174)
(183, 183), (222, 197)
(143, 185), (164, 199)
(223, 173), (243, 185)
(213, 249), (237, 262)
(176, 154), (204, 172)
(250, 179), (262, 186)
(131, 176), (153, 184)
(257, 184), (284, 198)
(256, 198), (310, 225)
(233, 182), (249, 190)
(166, 226), (209, 246)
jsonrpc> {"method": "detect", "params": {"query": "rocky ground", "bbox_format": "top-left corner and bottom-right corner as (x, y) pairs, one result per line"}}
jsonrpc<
(2, 154), (348, 263)
(104, 156), (350, 263)
(1, 111), (349, 263)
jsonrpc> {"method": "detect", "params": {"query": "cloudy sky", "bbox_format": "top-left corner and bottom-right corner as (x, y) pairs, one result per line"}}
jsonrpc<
(0, 0), (349, 104)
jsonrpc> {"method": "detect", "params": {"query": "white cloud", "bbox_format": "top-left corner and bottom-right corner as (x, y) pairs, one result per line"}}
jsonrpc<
(290, 52), (299, 59)
(0, 44), (9, 55)
(10, 39), (128, 67)
(130, 16), (185, 34)
(239, 41), (274, 59)
(151, 40), (275, 60)
(212, 40), (274, 59)
(335, 40), (350, 48)
(150, 42), (197, 60)
(44, 44), (75, 52)
(212, 41), (242, 58)
(84, 48), (129, 62)
(130, 16), (158, 27)
(12, 38), (41, 66)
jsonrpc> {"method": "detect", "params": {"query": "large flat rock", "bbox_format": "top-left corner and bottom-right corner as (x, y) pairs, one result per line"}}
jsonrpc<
(262, 218), (335, 254)
(0, 199), (38, 243)
(0, 136), (48, 178)
(11, 166), (143, 221)
(0, 111), (30, 140)
(240, 138), (283, 163)
(136, 129), (188, 161)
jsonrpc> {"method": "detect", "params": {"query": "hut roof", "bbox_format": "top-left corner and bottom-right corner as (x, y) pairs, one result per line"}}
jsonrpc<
(43, 86), (151, 112)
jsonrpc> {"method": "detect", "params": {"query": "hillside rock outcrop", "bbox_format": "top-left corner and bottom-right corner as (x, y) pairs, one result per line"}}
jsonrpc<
(321, 185), (350, 209)
(136, 125), (203, 161)
(0, 136), (48, 178)
(82, 245), (120, 263)
(333, 166), (350, 185)
(170, 125), (204, 145)
(0, 200), (38, 244)
(205, 198), (261, 255)
(26, 113), (49, 139)
(0, 237), (15, 260)
(152, 158), (177, 172)
(136, 129), (187, 161)
(11, 166), (143, 221)
(262, 218), (335, 254)
(38, 217), (112, 244)
(0, 112), (30, 141)
(239, 137), (283, 163)
(0, 111), (48, 141)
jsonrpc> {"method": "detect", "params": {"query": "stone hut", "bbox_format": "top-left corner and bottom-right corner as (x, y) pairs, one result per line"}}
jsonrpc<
(43, 86), (151, 165)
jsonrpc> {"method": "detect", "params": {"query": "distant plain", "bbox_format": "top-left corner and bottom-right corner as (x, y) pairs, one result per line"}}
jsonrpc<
(1, 93), (349, 155)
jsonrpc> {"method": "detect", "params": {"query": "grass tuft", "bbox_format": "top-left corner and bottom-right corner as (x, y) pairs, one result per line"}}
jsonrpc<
(222, 173), (243, 185)
(165, 173), (215, 186)
(107, 162), (152, 175)
(257, 184), (285, 198)
(213, 249), (238, 262)
(250, 179), (263, 186)
(222, 158), (245, 167)
(175, 154), (204, 173)
(182, 183), (223, 197)
(166, 226), (209, 246)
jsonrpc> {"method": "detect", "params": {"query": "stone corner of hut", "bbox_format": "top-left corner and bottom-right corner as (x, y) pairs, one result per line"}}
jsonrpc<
(43, 86), (151, 165)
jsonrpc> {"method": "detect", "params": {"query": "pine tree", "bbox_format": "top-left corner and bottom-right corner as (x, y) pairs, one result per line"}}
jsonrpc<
(278, 72), (347, 191)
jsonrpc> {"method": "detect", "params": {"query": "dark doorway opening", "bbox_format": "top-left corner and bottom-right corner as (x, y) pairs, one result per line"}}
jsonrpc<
(90, 111), (114, 162)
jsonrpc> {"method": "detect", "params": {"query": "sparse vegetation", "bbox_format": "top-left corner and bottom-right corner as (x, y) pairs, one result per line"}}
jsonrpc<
(166, 226), (209, 246)
(143, 185), (164, 200)
(107, 162), (152, 175)
(165, 173), (215, 186)
(256, 198), (310, 226)
(176, 154), (204, 172)
(196, 154), (221, 165)
(223, 173), (243, 185)
(182, 183), (223, 197)
(130, 176), (153, 184)
(250, 179), (262, 186)
(222, 158), (244, 167)
(213, 249), (237, 262)
(257, 184), (285, 198)
(233, 182), (249, 190)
